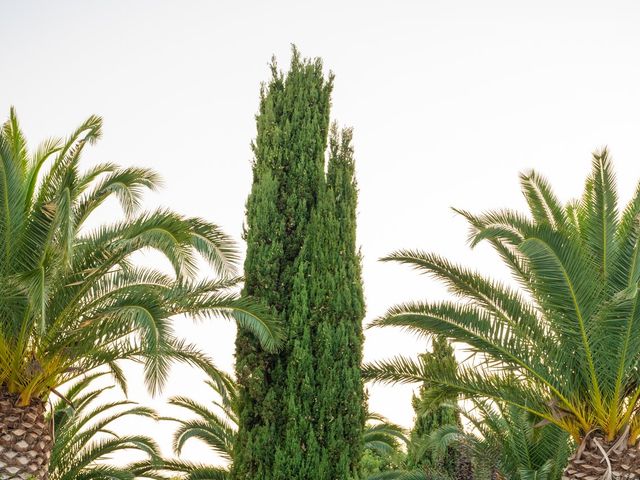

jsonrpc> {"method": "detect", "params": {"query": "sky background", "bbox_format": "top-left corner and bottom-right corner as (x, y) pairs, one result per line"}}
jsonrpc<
(2, 0), (640, 467)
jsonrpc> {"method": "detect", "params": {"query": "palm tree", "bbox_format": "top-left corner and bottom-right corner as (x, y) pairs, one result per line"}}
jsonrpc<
(48, 372), (162, 480)
(365, 150), (640, 478)
(429, 401), (571, 480)
(0, 109), (280, 479)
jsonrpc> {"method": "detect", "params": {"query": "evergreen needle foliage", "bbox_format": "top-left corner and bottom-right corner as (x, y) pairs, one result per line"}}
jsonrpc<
(364, 150), (640, 467)
(406, 336), (461, 477)
(232, 48), (366, 479)
(161, 378), (399, 480)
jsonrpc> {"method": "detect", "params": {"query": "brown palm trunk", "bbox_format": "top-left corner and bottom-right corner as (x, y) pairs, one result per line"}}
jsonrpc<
(455, 444), (475, 479)
(0, 388), (52, 480)
(563, 434), (640, 479)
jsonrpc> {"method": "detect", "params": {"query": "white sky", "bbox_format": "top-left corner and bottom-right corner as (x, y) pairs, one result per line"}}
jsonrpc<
(3, 0), (640, 467)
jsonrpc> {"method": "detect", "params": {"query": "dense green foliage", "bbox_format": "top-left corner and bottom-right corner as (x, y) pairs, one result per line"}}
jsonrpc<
(406, 337), (460, 477)
(232, 49), (366, 479)
(162, 378), (404, 480)
(0, 109), (280, 405)
(365, 151), (640, 458)
(161, 381), (403, 480)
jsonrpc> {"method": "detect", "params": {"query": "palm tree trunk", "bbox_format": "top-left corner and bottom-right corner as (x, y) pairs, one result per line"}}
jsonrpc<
(0, 388), (52, 479)
(563, 435), (640, 479)
(454, 445), (474, 479)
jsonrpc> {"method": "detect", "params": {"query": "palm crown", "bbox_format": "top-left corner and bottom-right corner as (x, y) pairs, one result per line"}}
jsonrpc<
(0, 108), (279, 405)
(366, 150), (640, 445)
(429, 401), (571, 480)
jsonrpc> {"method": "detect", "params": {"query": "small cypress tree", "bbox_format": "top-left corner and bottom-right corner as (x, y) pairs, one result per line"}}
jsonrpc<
(232, 48), (365, 480)
(406, 336), (461, 476)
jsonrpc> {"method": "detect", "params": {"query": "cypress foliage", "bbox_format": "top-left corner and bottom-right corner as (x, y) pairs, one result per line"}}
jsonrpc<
(323, 126), (366, 478)
(232, 48), (365, 480)
(406, 336), (461, 476)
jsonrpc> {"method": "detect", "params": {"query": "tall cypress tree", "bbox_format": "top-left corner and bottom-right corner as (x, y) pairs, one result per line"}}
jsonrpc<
(232, 49), (365, 480)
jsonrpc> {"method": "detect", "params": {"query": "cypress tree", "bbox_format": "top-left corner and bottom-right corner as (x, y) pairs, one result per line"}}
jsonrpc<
(232, 48), (365, 480)
(406, 336), (461, 476)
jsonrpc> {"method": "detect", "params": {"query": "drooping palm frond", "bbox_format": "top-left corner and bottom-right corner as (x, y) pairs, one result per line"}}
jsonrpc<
(0, 109), (281, 404)
(47, 372), (162, 480)
(362, 413), (438, 480)
(364, 413), (409, 457)
(169, 369), (237, 458)
(138, 369), (240, 479)
(365, 150), (640, 444)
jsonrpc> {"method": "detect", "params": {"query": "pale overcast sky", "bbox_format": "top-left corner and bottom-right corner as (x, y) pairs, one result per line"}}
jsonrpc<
(2, 0), (640, 467)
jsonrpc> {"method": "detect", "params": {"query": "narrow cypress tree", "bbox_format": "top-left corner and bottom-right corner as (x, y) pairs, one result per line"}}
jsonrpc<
(406, 336), (461, 476)
(322, 126), (366, 478)
(233, 49), (365, 480)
